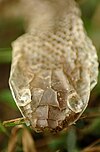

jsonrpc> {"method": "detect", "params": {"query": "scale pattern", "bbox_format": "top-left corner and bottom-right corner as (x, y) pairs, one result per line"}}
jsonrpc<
(9, 0), (98, 132)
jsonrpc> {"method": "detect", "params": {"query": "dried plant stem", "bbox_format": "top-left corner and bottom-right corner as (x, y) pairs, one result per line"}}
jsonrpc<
(3, 117), (26, 127)
(81, 139), (100, 152)
(80, 113), (100, 120)
(8, 125), (37, 152)
(3, 111), (100, 128)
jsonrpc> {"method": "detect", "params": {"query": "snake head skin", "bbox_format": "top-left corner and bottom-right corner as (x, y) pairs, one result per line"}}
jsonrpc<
(9, 0), (98, 132)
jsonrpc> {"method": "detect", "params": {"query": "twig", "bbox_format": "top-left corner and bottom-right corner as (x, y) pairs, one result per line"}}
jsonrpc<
(81, 139), (100, 152)
(80, 113), (100, 120)
(3, 117), (26, 127)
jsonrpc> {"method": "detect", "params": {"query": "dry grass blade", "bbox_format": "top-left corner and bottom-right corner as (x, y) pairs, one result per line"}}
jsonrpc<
(80, 112), (100, 120)
(22, 127), (37, 152)
(79, 112), (100, 119)
(3, 117), (26, 127)
(82, 139), (100, 152)
(8, 125), (37, 152)
(7, 125), (21, 152)
(82, 146), (100, 152)
(3, 112), (100, 127)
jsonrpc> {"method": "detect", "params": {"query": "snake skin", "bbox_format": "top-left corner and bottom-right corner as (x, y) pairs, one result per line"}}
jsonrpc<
(9, 0), (98, 132)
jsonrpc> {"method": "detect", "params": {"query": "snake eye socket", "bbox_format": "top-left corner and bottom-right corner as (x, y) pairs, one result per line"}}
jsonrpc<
(67, 93), (83, 113)
(18, 89), (31, 106)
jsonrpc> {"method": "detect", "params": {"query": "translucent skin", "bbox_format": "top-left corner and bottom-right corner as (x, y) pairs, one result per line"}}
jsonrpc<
(9, 0), (98, 132)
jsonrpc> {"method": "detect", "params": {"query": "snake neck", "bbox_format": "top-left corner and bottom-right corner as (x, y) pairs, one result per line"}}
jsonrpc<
(20, 0), (81, 32)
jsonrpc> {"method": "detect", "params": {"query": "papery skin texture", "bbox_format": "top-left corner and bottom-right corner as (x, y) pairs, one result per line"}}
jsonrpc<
(9, 0), (98, 132)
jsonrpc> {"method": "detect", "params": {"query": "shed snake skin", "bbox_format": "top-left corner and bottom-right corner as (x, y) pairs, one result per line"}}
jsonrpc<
(9, 0), (98, 132)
